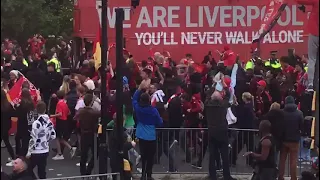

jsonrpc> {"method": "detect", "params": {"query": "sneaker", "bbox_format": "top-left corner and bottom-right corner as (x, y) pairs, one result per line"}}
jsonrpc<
(52, 154), (64, 160)
(136, 168), (142, 173)
(6, 161), (14, 167)
(76, 163), (88, 166)
(70, 147), (77, 158)
(136, 155), (141, 166)
(191, 163), (203, 170)
(306, 85), (314, 92)
(166, 169), (178, 173)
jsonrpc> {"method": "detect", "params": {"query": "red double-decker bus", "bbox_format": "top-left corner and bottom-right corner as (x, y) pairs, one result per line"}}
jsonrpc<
(73, 0), (310, 64)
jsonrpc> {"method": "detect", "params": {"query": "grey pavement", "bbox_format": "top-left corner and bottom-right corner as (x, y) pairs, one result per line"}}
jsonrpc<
(1, 136), (310, 179)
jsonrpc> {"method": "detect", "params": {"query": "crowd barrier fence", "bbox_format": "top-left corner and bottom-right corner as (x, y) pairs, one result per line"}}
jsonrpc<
(100, 127), (313, 177)
(44, 173), (120, 180)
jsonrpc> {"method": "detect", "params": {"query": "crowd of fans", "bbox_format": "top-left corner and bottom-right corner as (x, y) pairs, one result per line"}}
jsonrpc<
(0, 34), (318, 180)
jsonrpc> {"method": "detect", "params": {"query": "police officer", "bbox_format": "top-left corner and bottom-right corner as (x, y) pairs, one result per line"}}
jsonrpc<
(245, 52), (262, 71)
(264, 51), (281, 71)
(47, 52), (61, 73)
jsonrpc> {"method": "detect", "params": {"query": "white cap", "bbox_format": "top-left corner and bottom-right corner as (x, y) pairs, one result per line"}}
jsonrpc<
(83, 79), (95, 90)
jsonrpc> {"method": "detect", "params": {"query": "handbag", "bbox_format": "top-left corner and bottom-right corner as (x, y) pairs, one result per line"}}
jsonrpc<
(226, 107), (237, 125)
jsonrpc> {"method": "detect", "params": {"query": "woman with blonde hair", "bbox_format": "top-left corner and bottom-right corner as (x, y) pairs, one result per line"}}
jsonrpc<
(269, 102), (281, 111)
(231, 92), (256, 166)
(60, 75), (70, 94)
(264, 102), (284, 153)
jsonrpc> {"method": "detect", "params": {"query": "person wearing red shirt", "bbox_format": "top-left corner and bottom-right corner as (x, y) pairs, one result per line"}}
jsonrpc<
(296, 0), (319, 91)
(27, 35), (46, 56)
(51, 90), (75, 160)
(221, 46), (237, 68)
(295, 62), (308, 97)
(280, 56), (295, 83)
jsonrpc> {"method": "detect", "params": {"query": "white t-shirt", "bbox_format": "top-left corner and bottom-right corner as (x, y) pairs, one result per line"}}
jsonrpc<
(75, 98), (85, 111)
(75, 96), (101, 112)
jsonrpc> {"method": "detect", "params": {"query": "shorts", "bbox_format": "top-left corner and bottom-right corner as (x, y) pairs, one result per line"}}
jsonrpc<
(56, 119), (69, 140)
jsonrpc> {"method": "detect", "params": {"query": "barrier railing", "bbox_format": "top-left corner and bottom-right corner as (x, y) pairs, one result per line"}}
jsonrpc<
(44, 173), (120, 180)
(104, 127), (313, 177)
(5, 127), (310, 178)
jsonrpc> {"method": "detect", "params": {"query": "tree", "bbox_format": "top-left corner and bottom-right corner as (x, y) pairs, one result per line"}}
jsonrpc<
(1, 0), (73, 43)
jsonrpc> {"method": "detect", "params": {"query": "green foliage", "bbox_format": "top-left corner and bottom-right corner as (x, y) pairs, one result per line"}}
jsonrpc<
(1, 0), (73, 42)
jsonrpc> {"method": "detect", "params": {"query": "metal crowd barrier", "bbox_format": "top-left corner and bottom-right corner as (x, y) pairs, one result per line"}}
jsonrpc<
(38, 127), (312, 178)
(102, 127), (314, 176)
(44, 173), (120, 180)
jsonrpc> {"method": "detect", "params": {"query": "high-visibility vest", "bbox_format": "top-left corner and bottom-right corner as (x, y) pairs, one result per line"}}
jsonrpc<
(245, 59), (255, 70)
(264, 59), (281, 69)
(47, 58), (61, 72)
(23, 59), (28, 67)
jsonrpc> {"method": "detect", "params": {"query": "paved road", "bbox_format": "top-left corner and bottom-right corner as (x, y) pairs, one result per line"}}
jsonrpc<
(1, 136), (310, 179)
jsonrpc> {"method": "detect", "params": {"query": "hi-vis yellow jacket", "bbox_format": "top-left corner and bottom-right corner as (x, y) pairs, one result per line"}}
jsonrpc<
(264, 58), (281, 69)
(47, 58), (61, 72)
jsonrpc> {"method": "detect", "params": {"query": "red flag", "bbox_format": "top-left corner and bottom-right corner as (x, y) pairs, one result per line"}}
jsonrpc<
(252, 0), (288, 51)
(8, 77), (38, 105)
(8, 77), (24, 104)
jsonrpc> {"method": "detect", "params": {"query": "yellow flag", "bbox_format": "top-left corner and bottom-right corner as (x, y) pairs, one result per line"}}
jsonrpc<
(94, 42), (101, 70)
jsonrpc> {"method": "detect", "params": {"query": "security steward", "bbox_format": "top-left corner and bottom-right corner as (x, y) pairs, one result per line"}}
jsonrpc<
(264, 51), (281, 72)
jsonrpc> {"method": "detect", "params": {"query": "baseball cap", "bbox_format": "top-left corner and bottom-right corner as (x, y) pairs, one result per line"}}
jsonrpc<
(257, 80), (267, 88)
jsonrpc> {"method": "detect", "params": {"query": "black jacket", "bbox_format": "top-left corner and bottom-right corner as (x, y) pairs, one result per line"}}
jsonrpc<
(65, 88), (79, 117)
(264, 109), (285, 143)
(283, 103), (303, 143)
(268, 78), (281, 104)
(25, 63), (46, 92)
(235, 102), (255, 129)
(8, 171), (34, 180)
(205, 98), (229, 142)
(234, 67), (248, 105)
(167, 95), (183, 128)
(14, 101), (35, 135)
(11, 61), (28, 75)
(43, 71), (63, 97)
(1, 172), (9, 180)
(1, 105), (14, 135)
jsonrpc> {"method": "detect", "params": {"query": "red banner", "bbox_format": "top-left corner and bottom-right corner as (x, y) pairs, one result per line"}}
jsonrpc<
(8, 77), (38, 105)
(252, 0), (288, 52)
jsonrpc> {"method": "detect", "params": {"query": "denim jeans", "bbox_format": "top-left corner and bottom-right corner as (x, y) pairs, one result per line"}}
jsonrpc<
(299, 137), (311, 161)
(307, 34), (319, 87)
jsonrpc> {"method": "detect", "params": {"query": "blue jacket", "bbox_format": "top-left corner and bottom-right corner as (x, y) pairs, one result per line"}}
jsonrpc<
(133, 90), (163, 141)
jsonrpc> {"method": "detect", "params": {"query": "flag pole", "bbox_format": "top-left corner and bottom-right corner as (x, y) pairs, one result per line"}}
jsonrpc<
(97, 0), (109, 175)
(115, 7), (125, 180)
